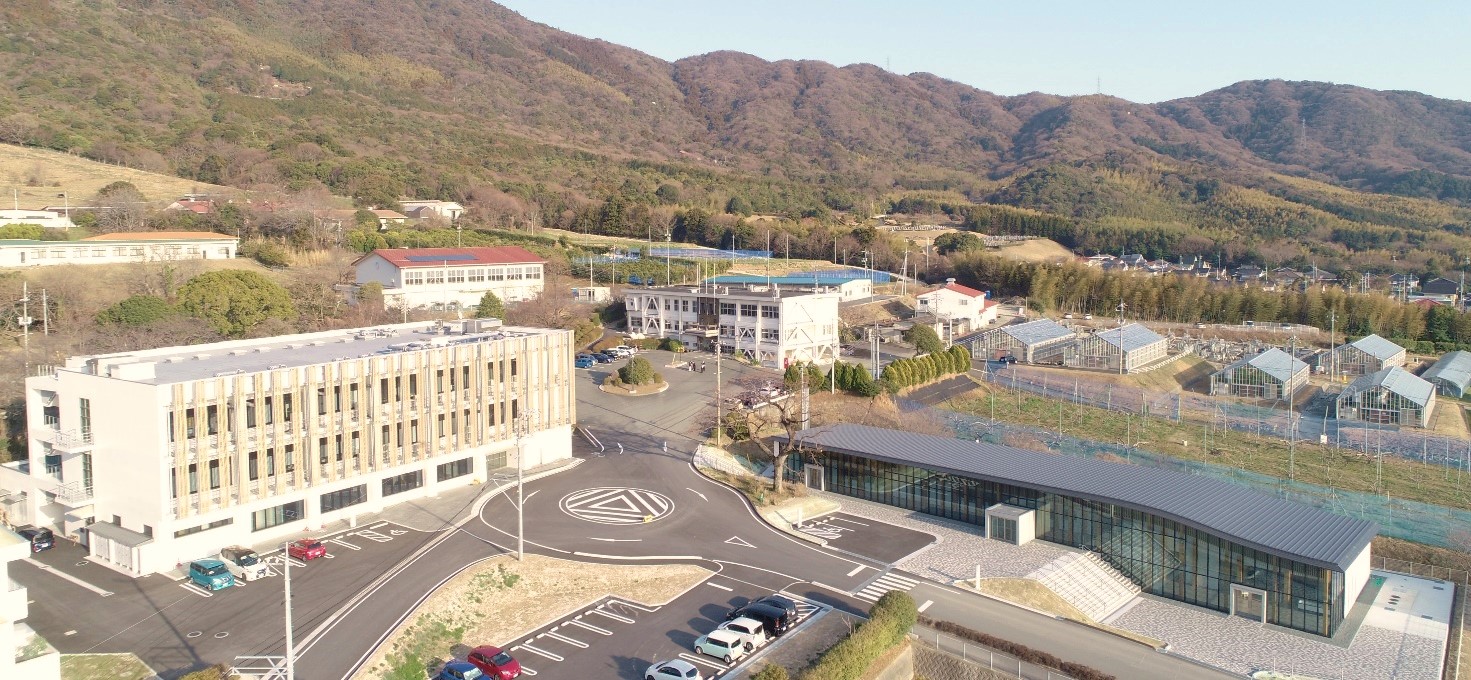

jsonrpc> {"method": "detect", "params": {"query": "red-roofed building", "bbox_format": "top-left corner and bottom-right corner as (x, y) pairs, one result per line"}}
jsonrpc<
(916, 278), (1000, 340)
(165, 199), (214, 215)
(352, 247), (547, 311)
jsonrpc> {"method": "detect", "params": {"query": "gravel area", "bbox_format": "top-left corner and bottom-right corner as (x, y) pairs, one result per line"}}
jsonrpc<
(734, 609), (865, 679)
(353, 555), (710, 679)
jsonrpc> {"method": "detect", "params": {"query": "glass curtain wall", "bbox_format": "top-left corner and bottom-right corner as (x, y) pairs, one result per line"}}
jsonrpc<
(795, 451), (1343, 636)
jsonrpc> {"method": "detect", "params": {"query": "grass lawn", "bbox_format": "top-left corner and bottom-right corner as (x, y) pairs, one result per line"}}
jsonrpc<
(61, 653), (155, 680)
(949, 384), (1471, 510)
(958, 578), (1164, 649)
(1, 142), (225, 205)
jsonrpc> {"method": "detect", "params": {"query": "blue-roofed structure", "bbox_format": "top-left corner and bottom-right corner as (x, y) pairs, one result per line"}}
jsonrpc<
(778, 423), (1377, 637)
(1210, 348), (1310, 399)
(1422, 351), (1471, 398)
(1336, 366), (1437, 427)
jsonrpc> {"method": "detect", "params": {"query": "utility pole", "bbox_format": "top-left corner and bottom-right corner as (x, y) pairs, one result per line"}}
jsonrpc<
(514, 410), (534, 561)
(715, 343), (723, 448)
(40, 288), (48, 336)
(900, 251), (909, 297)
(283, 539), (296, 680)
(1288, 335), (1297, 480)
(18, 282), (32, 377)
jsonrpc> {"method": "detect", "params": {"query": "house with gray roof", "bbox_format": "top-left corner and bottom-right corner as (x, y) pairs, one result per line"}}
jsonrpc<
(1210, 348), (1309, 399)
(1422, 351), (1471, 398)
(1068, 323), (1168, 373)
(778, 423), (1377, 638)
(961, 318), (1076, 364)
(1331, 334), (1406, 376)
(1335, 366), (1436, 427)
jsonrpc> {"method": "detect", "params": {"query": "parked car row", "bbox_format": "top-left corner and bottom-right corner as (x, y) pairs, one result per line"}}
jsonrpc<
(575, 345), (639, 368)
(435, 644), (522, 680)
(187, 537), (330, 591)
(648, 594), (799, 677)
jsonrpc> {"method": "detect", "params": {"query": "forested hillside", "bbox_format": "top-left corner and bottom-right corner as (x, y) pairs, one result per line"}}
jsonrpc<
(2, 0), (1471, 274)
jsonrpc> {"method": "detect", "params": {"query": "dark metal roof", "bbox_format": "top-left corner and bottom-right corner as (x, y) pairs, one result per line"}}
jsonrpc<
(781, 424), (1377, 572)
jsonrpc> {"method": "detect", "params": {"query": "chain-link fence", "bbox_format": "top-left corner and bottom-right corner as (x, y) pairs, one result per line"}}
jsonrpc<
(911, 628), (1076, 680)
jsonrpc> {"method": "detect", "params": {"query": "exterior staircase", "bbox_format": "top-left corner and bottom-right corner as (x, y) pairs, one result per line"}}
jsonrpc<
(1026, 551), (1141, 622)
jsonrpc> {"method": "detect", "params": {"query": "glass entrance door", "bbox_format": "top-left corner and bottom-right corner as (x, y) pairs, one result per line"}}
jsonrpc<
(1231, 584), (1267, 623)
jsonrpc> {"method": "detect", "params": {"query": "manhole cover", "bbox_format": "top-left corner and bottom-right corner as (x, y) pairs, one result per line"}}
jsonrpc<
(559, 487), (675, 525)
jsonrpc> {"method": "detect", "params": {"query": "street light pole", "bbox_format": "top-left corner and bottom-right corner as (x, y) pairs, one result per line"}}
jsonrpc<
(283, 541), (295, 680)
(665, 231), (672, 285)
(515, 411), (535, 561)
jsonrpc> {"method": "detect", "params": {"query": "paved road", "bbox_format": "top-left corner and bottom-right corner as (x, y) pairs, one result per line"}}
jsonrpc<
(15, 349), (1234, 679)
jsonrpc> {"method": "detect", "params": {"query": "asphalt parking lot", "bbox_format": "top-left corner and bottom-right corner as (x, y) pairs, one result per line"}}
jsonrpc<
(501, 575), (825, 679)
(14, 520), (440, 677)
(795, 512), (936, 565)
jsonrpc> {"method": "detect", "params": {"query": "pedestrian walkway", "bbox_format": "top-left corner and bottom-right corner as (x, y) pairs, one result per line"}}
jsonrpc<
(852, 571), (918, 603)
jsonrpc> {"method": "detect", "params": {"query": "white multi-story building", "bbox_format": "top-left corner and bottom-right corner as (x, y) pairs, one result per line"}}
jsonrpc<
(0, 209), (75, 230)
(0, 231), (238, 268)
(0, 320), (574, 577)
(624, 284), (841, 368)
(353, 246), (546, 311)
(0, 529), (59, 679)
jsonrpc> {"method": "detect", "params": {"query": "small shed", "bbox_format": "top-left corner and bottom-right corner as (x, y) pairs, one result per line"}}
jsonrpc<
(1422, 351), (1471, 398)
(1210, 348), (1310, 399)
(1335, 366), (1436, 428)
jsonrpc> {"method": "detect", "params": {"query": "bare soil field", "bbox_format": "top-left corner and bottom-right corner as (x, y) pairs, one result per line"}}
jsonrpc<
(992, 238), (1073, 263)
(0, 143), (227, 204)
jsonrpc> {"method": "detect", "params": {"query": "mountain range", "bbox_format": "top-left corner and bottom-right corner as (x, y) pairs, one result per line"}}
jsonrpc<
(2, 0), (1470, 270)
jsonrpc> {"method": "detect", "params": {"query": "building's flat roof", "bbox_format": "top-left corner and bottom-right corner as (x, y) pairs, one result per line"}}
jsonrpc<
(1221, 347), (1309, 383)
(705, 275), (869, 286)
(628, 284), (839, 300)
(83, 231), (236, 242)
(67, 321), (561, 385)
(359, 246), (545, 269)
(1091, 323), (1165, 352)
(780, 424), (1377, 572)
(88, 521), (153, 548)
(1341, 366), (1435, 407)
(1344, 334), (1405, 361)
(1422, 351), (1471, 391)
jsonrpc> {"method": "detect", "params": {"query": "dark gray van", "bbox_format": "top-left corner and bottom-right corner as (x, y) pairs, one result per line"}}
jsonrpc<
(17, 527), (54, 553)
(724, 602), (789, 638)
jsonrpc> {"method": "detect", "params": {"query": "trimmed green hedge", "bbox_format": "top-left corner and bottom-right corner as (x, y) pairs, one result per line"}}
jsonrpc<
(880, 345), (971, 391)
(800, 591), (916, 680)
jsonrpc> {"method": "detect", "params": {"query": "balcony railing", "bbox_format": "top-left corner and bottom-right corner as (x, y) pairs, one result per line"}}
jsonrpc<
(53, 429), (93, 449)
(51, 480), (93, 505)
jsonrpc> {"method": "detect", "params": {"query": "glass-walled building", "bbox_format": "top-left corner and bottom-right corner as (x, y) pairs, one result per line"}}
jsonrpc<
(781, 424), (1378, 637)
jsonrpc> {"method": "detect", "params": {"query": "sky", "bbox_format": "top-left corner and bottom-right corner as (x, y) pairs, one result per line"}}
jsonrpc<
(494, 0), (1471, 104)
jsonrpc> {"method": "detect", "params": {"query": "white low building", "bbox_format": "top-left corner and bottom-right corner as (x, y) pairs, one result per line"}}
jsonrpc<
(0, 319), (574, 577)
(0, 209), (75, 230)
(624, 284), (841, 368)
(0, 528), (59, 679)
(399, 200), (466, 222)
(915, 279), (1000, 335)
(0, 232), (238, 268)
(353, 246), (547, 311)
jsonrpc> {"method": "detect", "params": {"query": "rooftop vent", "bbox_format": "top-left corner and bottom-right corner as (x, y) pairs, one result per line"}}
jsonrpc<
(165, 356), (186, 363)
(268, 363), (287, 370)
(310, 340), (327, 346)
(254, 347), (271, 353)
(193, 354), (211, 360)
(230, 349), (250, 356)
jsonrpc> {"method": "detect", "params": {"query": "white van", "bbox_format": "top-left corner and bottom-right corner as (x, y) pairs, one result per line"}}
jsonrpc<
(220, 546), (269, 581)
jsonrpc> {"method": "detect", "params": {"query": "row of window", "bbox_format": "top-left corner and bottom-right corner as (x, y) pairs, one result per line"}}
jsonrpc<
(27, 245), (232, 259)
(169, 361), (521, 440)
(403, 266), (543, 285)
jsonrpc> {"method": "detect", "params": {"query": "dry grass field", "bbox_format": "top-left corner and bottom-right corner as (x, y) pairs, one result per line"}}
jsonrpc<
(993, 238), (1074, 263)
(0, 143), (227, 205)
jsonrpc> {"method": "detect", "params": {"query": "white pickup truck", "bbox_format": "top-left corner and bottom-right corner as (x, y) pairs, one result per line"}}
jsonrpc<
(220, 546), (269, 581)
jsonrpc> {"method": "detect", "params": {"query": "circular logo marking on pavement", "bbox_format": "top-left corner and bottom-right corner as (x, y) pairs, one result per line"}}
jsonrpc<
(559, 487), (675, 525)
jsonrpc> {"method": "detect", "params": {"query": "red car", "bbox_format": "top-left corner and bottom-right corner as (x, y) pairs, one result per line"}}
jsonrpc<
(287, 539), (327, 561)
(467, 645), (522, 679)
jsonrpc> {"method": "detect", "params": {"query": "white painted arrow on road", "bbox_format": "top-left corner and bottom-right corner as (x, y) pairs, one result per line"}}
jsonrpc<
(725, 535), (755, 548)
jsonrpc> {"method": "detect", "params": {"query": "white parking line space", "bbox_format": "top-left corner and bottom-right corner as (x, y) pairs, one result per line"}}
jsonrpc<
(22, 558), (115, 597)
(329, 538), (361, 550)
(514, 643), (563, 661)
(707, 582), (733, 591)
(354, 529), (393, 543)
(846, 565), (867, 577)
(589, 608), (633, 624)
(679, 652), (730, 672)
(542, 631), (588, 648)
(566, 619), (611, 635)
(179, 582), (216, 598)
(917, 599), (934, 613)
(829, 516), (868, 526)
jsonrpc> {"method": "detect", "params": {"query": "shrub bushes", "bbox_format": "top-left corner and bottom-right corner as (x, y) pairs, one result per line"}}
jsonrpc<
(800, 591), (916, 680)
(918, 616), (1116, 680)
(659, 337), (685, 352)
(880, 345), (971, 391)
(619, 356), (658, 385)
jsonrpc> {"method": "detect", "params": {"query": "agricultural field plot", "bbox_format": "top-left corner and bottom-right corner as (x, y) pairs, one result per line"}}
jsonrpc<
(0, 143), (226, 204)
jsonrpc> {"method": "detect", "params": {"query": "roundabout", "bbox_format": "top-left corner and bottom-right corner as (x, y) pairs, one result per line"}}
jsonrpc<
(559, 486), (676, 525)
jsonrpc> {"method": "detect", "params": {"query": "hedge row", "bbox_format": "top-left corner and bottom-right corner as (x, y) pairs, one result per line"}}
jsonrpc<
(918, 616), (1115, 680)
(801, 591), (917, 680)
(880, 345), (971, 389)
